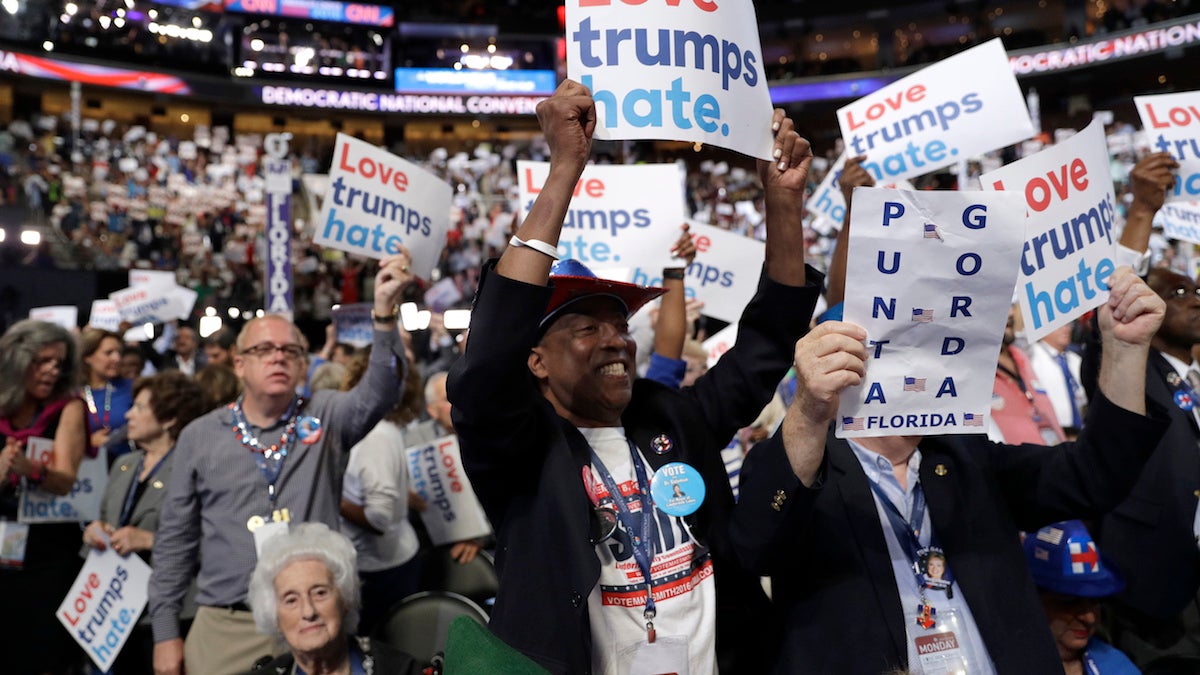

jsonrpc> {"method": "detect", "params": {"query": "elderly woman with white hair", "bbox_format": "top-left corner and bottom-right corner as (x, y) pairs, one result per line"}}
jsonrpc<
(246, 523), (421, 675)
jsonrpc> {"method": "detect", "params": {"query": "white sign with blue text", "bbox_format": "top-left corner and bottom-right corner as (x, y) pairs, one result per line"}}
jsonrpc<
(670, 220), (762, 324)
(837, 188), (1026, 438)
(87, 300), (121, 332)
(1153, 201), (1200, 244)
(516, 160), (684, 275)
(29, 306), (78, 330)
(58, 533), (152, 672)
(806, 151), (915, 225)
(981, 119), (1117, 342)
(315, 133), (452, 280)
(331, 303), (374, 348)
(1136, 91), (1200, 203)
(836, 39), (1034, 185)
(405, 435), (491, 547)
(565, 0), (775, 159)
(19, 437), (107, 523)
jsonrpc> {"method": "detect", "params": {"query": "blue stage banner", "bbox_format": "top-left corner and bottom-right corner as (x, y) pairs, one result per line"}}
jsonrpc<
(394, 68), (557, 95)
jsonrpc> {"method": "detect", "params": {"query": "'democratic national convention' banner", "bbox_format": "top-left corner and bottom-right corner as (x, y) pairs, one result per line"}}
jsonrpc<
(1136, 91), (1200, 203)
(565, 0), (775, 159)
(981, 119), (1118, 342)
(315, 134), (452, 280)
(836, 39), (1034, 184)
(837, 188), (1026, 438)
(517, 161), (683, 274)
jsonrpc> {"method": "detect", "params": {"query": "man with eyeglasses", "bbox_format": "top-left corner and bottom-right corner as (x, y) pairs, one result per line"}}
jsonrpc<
(148, 253), (413, 675)
(1078, 150), (1200, 671)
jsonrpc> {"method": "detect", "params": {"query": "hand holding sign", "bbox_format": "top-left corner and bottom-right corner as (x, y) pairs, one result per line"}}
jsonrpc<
(1096, 267), (1164, 416)
(839, 156), (876, 205)
(792, 321), (869, 425)
(373, 251), (415, 319)
(537, 79), (598, 179)
(1101, 266), (1165, 349)
(759, 109), (814, 195)
(762, 109), (815, 288)
(785, 321), (867, 486)
(1130, 151), (1180, 216)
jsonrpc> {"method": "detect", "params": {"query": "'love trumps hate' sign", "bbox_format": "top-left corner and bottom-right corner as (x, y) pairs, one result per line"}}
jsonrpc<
(566, 0), (775, 159)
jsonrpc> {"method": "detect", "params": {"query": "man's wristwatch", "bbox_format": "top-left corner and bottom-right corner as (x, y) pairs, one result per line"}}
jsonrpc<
(371, 305), (400, 323)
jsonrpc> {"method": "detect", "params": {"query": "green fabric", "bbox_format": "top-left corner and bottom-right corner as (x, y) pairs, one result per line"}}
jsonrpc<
(442, 615), (550, 675)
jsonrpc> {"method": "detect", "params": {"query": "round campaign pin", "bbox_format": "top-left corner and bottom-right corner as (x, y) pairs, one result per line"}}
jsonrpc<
(296, 416), (323, 445)
(650, 434), (674, 455)
(1176, 390), (1194, 411)
(650, 462), (705, 517)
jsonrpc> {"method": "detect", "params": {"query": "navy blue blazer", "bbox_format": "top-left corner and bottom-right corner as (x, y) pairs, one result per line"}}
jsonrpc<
(448, 261), (821, 674)
(1098, 349), (1200, 619)
(732, 393), (1167, 674)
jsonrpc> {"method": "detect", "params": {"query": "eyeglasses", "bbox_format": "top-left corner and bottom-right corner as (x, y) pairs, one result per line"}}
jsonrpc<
(1167, 286), (1200, 302)
(241, 342), (306, 360)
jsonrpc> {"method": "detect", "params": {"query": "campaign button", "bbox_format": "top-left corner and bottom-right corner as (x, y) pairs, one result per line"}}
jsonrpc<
(650, 462), (705, 517)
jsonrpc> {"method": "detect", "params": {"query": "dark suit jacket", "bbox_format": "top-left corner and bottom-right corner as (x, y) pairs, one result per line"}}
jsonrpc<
(448, 261), (821, 674)
(101, 450), (173, 537)
(1098, 349), (1200, 619)
(732, 393), (1166, 674)
(246, 636), (421, 675)
(99, 449), (198, 620)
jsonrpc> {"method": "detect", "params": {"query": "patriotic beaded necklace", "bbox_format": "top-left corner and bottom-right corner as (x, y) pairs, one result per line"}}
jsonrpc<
(229, 395), (304, 461)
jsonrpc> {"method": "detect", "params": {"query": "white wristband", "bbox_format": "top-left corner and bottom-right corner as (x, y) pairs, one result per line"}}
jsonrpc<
(509, 235), (560, 260)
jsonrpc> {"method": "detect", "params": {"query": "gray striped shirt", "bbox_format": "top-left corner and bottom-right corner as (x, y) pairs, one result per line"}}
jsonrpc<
(149, 328), (404, 642)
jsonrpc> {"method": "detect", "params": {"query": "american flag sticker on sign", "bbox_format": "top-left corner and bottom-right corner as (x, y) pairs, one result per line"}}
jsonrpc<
(912, 308), (934, 323)
(963, 413), (984, 427)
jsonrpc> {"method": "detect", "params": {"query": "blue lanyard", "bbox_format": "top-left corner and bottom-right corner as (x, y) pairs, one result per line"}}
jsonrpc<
(118, 449), (171, 527)
(589, 439), (660, 638)
(867, 478), (939, 596)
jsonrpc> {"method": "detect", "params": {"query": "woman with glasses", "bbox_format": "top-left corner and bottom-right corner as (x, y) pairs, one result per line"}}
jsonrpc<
(79, 327), (136, 461)
(84, 372), (212, 675)
(0, 319), (89, 675)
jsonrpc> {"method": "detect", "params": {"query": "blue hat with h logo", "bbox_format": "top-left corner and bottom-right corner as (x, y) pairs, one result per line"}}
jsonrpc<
(1023, 520), (1124, 598)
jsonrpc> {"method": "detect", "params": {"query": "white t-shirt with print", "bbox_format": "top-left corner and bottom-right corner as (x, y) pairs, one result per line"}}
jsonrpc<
(580, 426), (717, 675)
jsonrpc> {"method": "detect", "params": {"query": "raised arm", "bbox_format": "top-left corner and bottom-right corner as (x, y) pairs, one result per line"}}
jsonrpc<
(729, 320), (866, 573)
(827, 156), (874, 307)
(758, 109), (814, 287)
(653, 225), (698, 362)
(496, 79), (596, 285)
(1118, 151), (1178, 256)
(328, 253), (412, 449)
(780, 321), (868, 486)
(1097, 266), (1164, 414)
